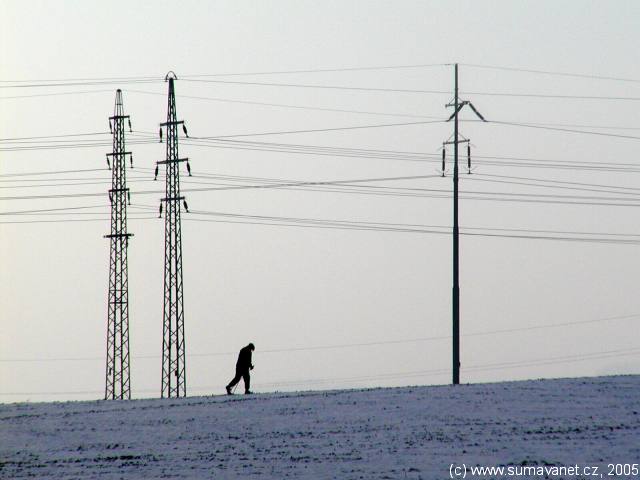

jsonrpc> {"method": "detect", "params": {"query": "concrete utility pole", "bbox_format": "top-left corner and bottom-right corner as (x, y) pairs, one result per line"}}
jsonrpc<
(443, 64), (486, 385)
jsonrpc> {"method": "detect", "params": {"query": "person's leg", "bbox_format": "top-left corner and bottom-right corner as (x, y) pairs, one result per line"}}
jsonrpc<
(243, 371), (251, 393)
(227, 369), (243, 389)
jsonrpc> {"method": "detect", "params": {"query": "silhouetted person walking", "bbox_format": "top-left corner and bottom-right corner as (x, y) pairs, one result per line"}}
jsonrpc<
(226, 343), (255, 395)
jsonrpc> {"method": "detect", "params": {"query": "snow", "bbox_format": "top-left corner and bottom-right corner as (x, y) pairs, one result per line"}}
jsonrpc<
(1, 375), (639, 479)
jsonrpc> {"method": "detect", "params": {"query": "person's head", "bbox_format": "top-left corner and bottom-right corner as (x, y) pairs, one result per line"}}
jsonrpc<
(248, 343), (255, 351)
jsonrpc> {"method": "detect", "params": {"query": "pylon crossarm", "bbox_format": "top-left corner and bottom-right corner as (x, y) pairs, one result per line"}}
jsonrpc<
(157, 157), (188, 165)
(106, 151), (132, 157)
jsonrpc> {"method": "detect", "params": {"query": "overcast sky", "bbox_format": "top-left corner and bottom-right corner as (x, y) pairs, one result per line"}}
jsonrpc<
(1, 0), (640, 403)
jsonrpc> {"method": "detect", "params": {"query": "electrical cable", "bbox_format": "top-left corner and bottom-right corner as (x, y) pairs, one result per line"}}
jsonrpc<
(2, 311), (638, 364)
(2, 347), (638, 396)
(460, 63), (640, 84)
(128, 88), (441, 120)
(181, 78), (640, 102)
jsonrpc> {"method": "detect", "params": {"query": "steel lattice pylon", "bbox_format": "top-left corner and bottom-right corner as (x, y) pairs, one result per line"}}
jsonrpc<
(158, 72), (190, 398)
(104, 89), (133, 400)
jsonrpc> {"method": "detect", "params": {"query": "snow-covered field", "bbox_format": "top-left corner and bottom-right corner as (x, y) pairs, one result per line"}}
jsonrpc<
(1, 375), (638, 479)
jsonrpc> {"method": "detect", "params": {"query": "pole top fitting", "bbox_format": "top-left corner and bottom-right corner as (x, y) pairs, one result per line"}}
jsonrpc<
(165, 71), (178, 82)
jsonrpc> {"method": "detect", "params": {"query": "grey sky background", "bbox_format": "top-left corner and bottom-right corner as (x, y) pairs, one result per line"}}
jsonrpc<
(1, 0), (639, 403)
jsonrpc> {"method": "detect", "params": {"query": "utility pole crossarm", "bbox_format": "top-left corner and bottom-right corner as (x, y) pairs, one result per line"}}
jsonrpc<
(446, 101), (487, 122)
(447, 103), (465, 121)
(443, 139), (470, 146)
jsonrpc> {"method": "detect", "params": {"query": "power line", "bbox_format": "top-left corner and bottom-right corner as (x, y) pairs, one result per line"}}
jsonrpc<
(158, 134), (640, 169)
(466, 347), (640, 372)
(0, 139), (154, 152)
(130, 89), (640, 130)
(0, 132), (109, 142)
(170, 134), (640, 172)
(181, 63), (448, 77)
(463, 118), (640, 132)
(0, 74), (162, 84)
(192, 120), (445, 139)
(8, 200), (640, 242)
(182, 77), (452, 94)
(7, 174), (640, 207)
(472, 172), (640, 194)
(490, 120), (640, 142)
(0, 120), (445, 152)
(465, 177), (640, 199)
(128, 88), (439, 120)
(0, 204), (107, 216)
(0, 89), (115, 100)
(180, 170), (640, 201)
(468, 91), (640, 101)
(2, 62), (634, 85)
(0, 64), (447, 85)
(0, 179), (154, 190)
(0, 167), (108, 178)
(182, 78), (640, 102)
(3, 118), (640, 160)
(0, 216), (156, 225)
(461, 63), (640, 84)
(3, 311), (638, 363)
(2, 347), (638, 396)
(0, 78), (161, 89)
(183, 210), (640, 244)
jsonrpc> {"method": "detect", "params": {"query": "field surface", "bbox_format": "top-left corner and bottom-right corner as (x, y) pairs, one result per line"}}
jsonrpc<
(1, 375), (639, 479)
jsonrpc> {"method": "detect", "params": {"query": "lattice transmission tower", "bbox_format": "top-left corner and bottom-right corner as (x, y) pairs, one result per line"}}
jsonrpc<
(156, 71), (191, 398)
(104, 89), (134, 400)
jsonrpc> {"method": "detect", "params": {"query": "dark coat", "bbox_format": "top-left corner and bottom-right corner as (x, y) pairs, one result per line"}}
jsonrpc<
(236, 345), (253, 371)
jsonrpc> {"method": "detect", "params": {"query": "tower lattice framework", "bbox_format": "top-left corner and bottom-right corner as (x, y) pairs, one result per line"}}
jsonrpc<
(159, 72), (190, 398)
(105, 89), (133, 400)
